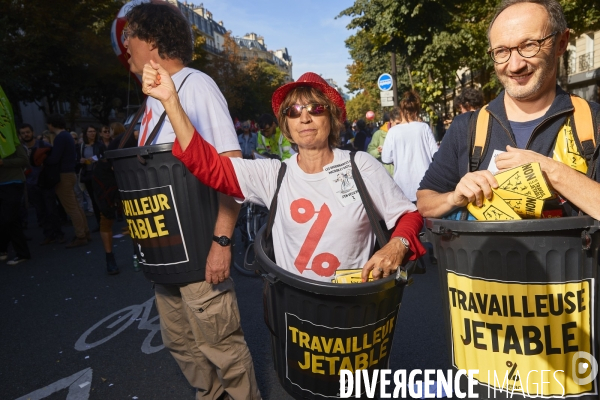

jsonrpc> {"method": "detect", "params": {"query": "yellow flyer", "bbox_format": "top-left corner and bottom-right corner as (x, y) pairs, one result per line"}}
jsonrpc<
(467, 192), (522, 221)
(494, 189), (544, 219)
(494, 163), (552, 200)
(552, 122), (588, 173)
(331, 269), (372, 284)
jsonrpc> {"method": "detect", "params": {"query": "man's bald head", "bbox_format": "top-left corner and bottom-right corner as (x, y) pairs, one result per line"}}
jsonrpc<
(487, 0), (567, 45)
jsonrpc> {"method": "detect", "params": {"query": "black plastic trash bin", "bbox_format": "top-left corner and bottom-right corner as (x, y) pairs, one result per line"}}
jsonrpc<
(105, 144), (218, 284)
(425, 216), (600, 399)
(255, 225), (412, 399)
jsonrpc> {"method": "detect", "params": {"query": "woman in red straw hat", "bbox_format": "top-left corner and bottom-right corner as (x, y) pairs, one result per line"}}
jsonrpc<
(142, 60), (425, 282)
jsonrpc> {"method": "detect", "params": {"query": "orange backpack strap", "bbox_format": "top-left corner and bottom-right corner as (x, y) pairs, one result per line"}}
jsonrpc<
(469, 105), (490, 172)
(570, 94), (595, 163)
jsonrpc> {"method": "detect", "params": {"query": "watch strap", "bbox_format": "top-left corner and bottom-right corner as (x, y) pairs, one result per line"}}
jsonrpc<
(212, 235), (231, 246)
(394, 236), (410, 249)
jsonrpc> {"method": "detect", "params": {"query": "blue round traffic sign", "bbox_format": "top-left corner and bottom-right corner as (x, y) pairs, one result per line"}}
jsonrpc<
(377, 73), (393, 91)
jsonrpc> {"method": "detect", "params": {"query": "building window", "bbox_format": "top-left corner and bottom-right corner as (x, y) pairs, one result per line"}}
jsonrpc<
(567, 43), (576, 75)
(579, 33), (594, 72)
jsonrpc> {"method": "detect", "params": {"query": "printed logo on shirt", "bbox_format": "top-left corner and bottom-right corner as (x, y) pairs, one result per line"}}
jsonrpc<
(139, 106), (152, 145)
(324, 160), (359, 206)
(290, 198), (340, 277)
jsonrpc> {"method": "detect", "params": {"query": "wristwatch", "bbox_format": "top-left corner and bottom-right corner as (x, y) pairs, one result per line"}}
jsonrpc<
(212, 235), (232, 247)
(395, 236), (410, 250)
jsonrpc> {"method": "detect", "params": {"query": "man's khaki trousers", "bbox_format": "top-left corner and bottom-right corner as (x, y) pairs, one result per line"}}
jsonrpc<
(54, 173), (89, 239)
(155, 278), (261, 400)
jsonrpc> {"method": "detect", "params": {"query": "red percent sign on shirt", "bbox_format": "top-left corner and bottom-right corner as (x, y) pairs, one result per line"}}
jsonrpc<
(290, 198), (340, 277)
(139, 107), (152, 145)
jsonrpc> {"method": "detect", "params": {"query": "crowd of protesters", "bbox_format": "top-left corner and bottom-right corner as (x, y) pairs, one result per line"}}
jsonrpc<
(0, 113), (129, 275)
(3, 1), (599, 399)
(1, 63), (483, 273)
(3, 85), (477, 270)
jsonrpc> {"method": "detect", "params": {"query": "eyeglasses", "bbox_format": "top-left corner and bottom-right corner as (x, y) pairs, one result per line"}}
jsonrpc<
(283, 104), (329, 118)
(121, 28), (133, 43)
(488, 31), (558, 64)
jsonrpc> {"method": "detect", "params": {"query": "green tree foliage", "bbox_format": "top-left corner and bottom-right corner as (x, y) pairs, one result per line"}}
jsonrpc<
(343, 30), (406, 120)
(339, 0), (598, 120)
(200, 33), (288, 121)
(243, 57), (288, 118)
(0, 1), (289, 126)
(0, 0), (133, 125)
(201, 33), (251, 119)
(188, 26), (210, 72)
(562, 1), (600, 35)
(339, 0), (497, 121)
(345, 90), (381, 122)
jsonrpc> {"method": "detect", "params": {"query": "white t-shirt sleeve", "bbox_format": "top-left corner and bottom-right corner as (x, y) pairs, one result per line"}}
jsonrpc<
(179, 72), (241, 154)
(229, 158), (282, 207)
(354, 152), (416, 229)
(381, 131), (394, 164)
(424, 124), (439, 157)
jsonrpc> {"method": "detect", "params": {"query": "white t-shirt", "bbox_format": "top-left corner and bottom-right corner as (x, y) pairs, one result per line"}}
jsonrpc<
(138, 67), (240, 153)
(381, 121), (438, 202)
(230, 149), (416, 282)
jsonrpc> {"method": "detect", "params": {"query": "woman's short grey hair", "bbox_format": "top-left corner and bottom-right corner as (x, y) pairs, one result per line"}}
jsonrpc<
(487, 0), (567, 43)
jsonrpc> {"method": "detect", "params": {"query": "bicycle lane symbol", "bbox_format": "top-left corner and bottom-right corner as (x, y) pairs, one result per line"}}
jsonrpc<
(74, 296), (164, 354)
(14, 368), (93, 400)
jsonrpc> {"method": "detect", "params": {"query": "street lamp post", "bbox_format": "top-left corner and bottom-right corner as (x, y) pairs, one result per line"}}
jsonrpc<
(391, 52), (398, 107)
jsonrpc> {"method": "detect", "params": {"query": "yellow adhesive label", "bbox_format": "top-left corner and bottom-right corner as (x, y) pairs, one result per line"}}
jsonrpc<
(494, 163), (552, 200)
(494, 189), (545, 219)
(552, 121), (588, 174)
(447, 272), (595, 397)
(467, 192), (522, 221)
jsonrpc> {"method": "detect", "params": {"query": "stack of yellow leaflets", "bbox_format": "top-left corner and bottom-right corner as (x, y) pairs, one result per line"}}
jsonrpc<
(331, 269), (373, 284)
(467, 163), (552, 221)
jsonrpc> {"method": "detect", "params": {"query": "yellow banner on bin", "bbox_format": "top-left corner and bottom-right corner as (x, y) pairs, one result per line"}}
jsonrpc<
(447, 271), (595, 397)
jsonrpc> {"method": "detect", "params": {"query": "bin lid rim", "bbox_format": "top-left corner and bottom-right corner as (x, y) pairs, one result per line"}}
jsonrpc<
(105, 143), (174, 159)
(254, 226), (403, 295)
(425, 216), (600, 234)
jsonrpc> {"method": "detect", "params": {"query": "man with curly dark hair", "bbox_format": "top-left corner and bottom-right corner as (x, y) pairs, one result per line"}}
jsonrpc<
(454, 87), (484, 113)
(124, 2), (261, 399)
(125, 1), (192, 75)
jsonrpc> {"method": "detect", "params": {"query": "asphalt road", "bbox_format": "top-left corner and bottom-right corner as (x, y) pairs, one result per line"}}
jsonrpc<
(1, 214), (450, 400)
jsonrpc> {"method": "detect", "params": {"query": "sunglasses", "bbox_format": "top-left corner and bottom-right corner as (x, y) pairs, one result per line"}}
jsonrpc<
(283, 103), (329, 118)
(122, 28), (133, 42)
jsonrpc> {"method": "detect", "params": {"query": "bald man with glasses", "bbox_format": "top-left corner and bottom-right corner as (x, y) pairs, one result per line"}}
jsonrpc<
(417, 0), (600, 221)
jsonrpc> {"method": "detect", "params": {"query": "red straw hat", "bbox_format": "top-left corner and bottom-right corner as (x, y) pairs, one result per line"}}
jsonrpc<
(271, 72), (346, 122)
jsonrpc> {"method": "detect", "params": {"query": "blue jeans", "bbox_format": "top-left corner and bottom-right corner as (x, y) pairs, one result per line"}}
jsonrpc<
(27, 183), (63, 239)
